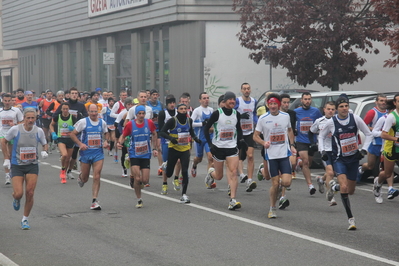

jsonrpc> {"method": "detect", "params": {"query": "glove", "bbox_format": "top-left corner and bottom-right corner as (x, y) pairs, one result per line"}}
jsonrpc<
(356, 149), (367, 160)
(309, 143), (318, 152)
(3, 159), (11, 170)
(68, 125), (75, 131)
(41, 151), (48, 159)
(238, 139), (248, 152)
(360, 149), (367, 157)
(170, 138), (178, 145)
(202, 119), (209, 126)
(193, 137), (202, 144)
(240, 112), (250, 119)
(51, 132), (58, 140)
(321, 151), (328, 161)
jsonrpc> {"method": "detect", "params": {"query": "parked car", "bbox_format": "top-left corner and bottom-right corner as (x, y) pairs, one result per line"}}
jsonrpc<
(256, 89), (319, 112)
(289, 91), (378, 114)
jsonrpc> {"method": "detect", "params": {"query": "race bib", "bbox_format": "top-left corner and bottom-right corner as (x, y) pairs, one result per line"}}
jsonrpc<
(135, 141), (149, 155)
(300, 120), (313, 134)
(178, 132), (190, 146)
(20, 147), (36, 162)
(220, 129), (234, 141)
(340, 136), (358, 156)
(60, 127), (70, 137)
(1, 118), (13, 127)
(88, 134), (101, 149)
(241, 121), (253, 131)
(270, 132), (285, 145)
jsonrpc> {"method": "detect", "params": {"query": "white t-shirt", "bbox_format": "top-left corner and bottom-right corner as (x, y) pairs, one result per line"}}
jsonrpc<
(255, 111), (291, 160)
(0, 107), (24, 137)
(310, 116), (332, 152)
(191, 106), (214, 128)
(115, 109), (128, 124)
(126, 105), (153, 120)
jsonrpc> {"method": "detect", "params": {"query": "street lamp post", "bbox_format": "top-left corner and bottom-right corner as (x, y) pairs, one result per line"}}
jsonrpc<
(265, 46), (277, 91)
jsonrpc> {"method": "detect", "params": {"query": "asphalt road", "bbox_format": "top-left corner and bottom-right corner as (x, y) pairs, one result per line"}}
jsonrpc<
(0, 148), (399, 266)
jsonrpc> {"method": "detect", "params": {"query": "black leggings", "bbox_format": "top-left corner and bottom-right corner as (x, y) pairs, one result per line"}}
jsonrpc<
(121, 146), (128, 170)
(72, 146), (79, 160)
(166, 148), (190, 194)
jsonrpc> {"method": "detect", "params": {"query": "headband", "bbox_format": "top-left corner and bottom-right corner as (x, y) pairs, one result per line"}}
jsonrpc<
(267, 97), (281, 107)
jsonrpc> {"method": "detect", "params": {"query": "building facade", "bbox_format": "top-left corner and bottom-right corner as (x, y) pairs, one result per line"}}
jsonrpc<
(2, 0), (397, 103)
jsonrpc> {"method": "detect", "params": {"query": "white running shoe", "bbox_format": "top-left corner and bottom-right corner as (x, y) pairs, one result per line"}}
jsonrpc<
(316, 176), (325, 194)
(205, 168), (216, 188)
(180, 194), (191, 204)
(348, 217), (356, 230)
(67, 172), (74, 179)
(5, 173), (11, 185)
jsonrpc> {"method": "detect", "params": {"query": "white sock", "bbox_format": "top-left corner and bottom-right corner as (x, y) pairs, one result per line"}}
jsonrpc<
(22, 216), (28, 222)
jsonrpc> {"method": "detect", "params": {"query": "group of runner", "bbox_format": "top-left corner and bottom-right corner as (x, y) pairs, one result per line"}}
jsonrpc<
(1, 85), (397, 231)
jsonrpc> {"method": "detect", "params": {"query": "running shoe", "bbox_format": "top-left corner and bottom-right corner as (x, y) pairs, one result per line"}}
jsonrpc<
(21, 220), (30, 230)
(90, 200), (101, 210)
(292, 171), (296, 179)
(205, 167), (216, 189)
(191, 165), (197, 178)
(136, 199), (143, 208)
(387, 188), (399, 200)
(180, 194), (191, 204)
(228, 199), (241, 210)
(161, 184), (168, 195)
(130, 177), (134, 188)
(268, 209), (277, 219)
(109, 151), (113, 156)
(246, 179), (257, 192)
(122, 169), (128, 178)
(60, 170), (67, 184)
(5, 173), (11, 185)
(316, 176), (325, 193)
(124, 154), (130, 169)
(77, 173), (84, 188)
(13, 199), (20, 211)
(157, 168), (163, 176)
(309, 185), (316, 195)
(67, 172), (74, 179)
(173, 179), (181, 191)
(373, 177), (382, 198)
(348, 217), (356, 230)
(330, 197), (337, 206)
(356, 166), (363, 183)
(326, 180), (336, 201)
(161, 161), (167, 172)
(295, 158), (302, 172)
(179, 176), (183, 185)
(144, 183), (150, 188)
(240, 174), (248, 183)
(73, 162), (78, 170)
(257, 163), (264, 181)
(277, 184), (283, 201)
(278, 198), (290, 210)
(140, 182), (145, 189)
(227, 184), (231, 196)
(114, 155), (118, 163)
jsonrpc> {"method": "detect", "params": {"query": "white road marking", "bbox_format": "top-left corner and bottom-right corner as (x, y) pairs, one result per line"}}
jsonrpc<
(23, 161), (399, 265)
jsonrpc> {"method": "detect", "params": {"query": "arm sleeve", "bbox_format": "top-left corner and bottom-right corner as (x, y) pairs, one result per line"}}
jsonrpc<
(189, 118), (196, 138)
(46, 102), (55, 116)
(74, 119), (86, 133)
(363, 109), (375, 126)
(190, 109), (202, 128)
(37, 128), (47, 145)
(4, 126), (18, 142)
(158, 111), (166, 130)
(204, 110), (219, 146)
(382, 113), (395, 132)
(110, 102), (120, 118)
(318, 119), (333, 153)
(355, 115), (372, 151)
(126, 107), (135, 121)
(122, 121), (132, 137)
(159, 118), (175, 140)
(236, 111), (243, 141)
(372, 117), (385, 138)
